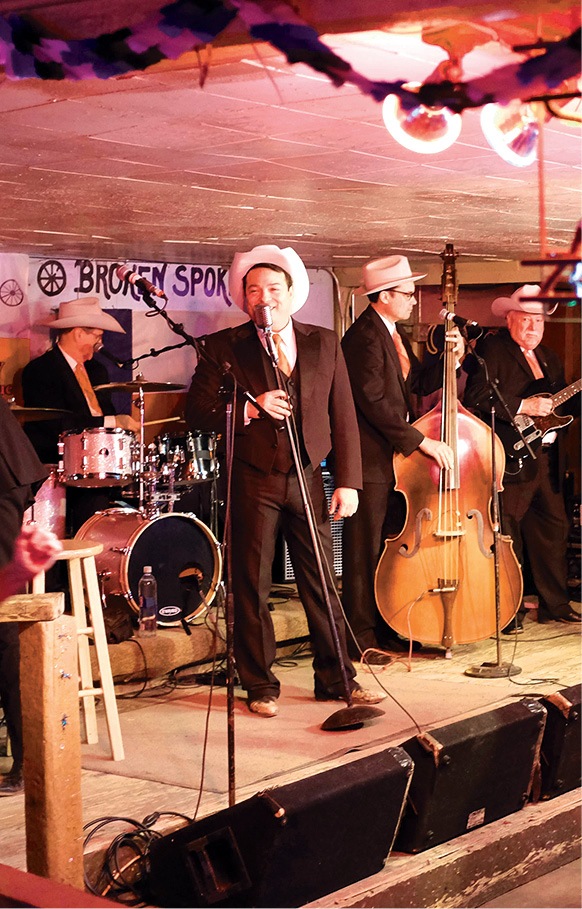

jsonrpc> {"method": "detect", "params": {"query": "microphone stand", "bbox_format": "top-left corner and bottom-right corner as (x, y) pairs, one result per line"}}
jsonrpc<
(134, 288), (279, 808)
(262, 329), (384, 731)
(465, 347), (527, 679)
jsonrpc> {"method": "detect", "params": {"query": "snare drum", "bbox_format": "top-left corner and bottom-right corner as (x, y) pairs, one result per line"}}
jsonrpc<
(75, 508), (222, 625)
(24, 466), (66, 538)
(60, 427), (136, 487)
(155, 431), (219, 485)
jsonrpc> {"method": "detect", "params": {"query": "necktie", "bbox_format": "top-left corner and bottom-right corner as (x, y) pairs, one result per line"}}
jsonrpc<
(523, 348), (544, 380)
(75, 363), (103, 415)
(392, 330), (410, 381)
(273, 333), (292, 377)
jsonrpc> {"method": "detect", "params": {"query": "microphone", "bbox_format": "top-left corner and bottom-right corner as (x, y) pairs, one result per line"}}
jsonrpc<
(254, 304), (279, 366)
(95, 344), (125, 369)
(439, 309), (482, 339)
(116, 264), (167, 300)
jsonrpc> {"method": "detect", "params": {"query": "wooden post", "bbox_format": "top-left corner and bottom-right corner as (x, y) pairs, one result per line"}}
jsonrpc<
(0, 594), (84, 890)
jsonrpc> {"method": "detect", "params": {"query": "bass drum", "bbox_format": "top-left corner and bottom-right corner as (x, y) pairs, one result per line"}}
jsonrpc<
(75, 508), (222, 626)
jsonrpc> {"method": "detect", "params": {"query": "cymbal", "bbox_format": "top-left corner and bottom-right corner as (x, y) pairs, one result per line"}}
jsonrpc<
(94, 380), (186, 393)
(10, 405), (72, 422)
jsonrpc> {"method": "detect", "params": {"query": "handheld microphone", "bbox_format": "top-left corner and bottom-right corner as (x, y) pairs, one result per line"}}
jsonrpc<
(439, 308), (482, 339)
(116, 264), (167, 300)
(95, 344), (125, 369)
(254, 304), (279, 366)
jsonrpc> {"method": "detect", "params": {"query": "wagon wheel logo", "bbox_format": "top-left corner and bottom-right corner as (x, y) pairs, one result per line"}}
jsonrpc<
(37, 260), (67, 297)
(0, 279), (24, 307)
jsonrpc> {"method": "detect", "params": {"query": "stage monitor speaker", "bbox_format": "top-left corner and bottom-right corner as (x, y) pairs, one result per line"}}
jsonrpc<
(148, 747), (413, 908)
(273, 470), (343, 582)
(539, 684), (581, 799)
(395, 698), (547, 854)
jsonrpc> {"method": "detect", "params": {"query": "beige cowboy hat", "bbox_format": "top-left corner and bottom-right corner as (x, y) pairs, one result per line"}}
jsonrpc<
(39, 297), (125, 332)
(228, 244), (310, 314)
(491, 284), (550, 318)
(356, 255), (427, 295)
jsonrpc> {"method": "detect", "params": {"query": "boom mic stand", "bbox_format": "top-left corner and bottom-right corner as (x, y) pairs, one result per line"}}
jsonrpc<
(465, 348), (536, 679)
(262, 330), (384, 731)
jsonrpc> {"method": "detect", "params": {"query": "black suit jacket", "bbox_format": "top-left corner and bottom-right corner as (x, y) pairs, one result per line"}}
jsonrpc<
(463, 328), (573, 485)
(0, 394), (47, 496)
(185, 319), (362, 490)
(21, 346), (115, 464)
(341, 305), (442, 484)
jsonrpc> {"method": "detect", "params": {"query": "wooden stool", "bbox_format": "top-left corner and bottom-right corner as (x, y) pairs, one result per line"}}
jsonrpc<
(32, 540), (125, 761)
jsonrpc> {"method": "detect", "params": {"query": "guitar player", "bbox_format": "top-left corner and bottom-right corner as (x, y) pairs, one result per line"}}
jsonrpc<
(464, 284), (581, 628)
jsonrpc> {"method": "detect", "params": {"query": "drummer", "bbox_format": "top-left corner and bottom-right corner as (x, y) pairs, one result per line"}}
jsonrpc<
(22, 298), (139, 534)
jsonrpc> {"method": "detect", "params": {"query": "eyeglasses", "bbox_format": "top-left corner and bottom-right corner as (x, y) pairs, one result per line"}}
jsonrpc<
(391, 290), (416, 302)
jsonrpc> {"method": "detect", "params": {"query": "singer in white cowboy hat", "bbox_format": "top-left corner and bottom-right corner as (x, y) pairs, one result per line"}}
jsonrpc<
(186, 243), (385, 717)
(464, 284), (581, 627)
(22, 296), (138, 534)
(341, 253), (465, 662)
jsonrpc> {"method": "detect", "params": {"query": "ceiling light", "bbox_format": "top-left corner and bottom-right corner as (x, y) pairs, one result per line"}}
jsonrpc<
(480, 100), (539, 167)
(382, 83), (462, 155)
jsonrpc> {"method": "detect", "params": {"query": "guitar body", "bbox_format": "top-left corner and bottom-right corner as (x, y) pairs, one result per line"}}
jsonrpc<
(495, 376), (580, 471)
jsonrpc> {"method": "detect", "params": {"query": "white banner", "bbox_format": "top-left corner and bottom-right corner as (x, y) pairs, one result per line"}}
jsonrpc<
(0, 253), (29, 337)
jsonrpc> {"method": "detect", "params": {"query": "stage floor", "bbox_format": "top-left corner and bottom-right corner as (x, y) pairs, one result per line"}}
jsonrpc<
(0, 594), (580, 907)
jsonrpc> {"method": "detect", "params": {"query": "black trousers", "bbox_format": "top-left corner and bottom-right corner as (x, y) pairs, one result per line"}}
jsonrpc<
(342, 481), (407, 657)
(501, 447), (570, 618)
(0, 484), (33, 773)
(231, 461), (356, 700)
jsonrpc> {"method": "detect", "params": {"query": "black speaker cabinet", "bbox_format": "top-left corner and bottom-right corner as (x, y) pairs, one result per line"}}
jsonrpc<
(148, 747), (413, 908)
(539, 684), (581, 799)
(395, 698), (547, 854)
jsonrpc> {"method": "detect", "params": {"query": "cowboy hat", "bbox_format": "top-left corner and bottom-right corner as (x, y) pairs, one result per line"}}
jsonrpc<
(356, 255), (427, 295)
(491, 285), (546, 318)
(228, 245), (310, 314)
(39, 297), (125, 333)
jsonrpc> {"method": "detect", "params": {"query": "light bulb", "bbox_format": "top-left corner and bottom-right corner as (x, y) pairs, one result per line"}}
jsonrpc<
(382, 83), (462, 154)
(480, 101), (539, 167)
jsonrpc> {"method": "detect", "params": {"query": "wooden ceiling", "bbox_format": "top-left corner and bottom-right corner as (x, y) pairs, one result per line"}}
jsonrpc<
(0, 0), (579, 268)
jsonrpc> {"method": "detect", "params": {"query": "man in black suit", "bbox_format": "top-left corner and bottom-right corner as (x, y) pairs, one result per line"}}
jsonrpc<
(341, 255), (463, 661)
(22, 298), (138, 534)
(463, 285), (580, 625)
(0, 394), (50, 795)
(186, 244), (384, 717)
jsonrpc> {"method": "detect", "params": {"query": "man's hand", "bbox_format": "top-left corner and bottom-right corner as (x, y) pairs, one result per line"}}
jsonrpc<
(329, 487), (358, 521)
(249, 389), (292, 421)
(520, 395), (553, 417)
(0, 524), (63, 601)
(418, 437), (455, 470)
(446, 326), (465, 363)
(115, 414), (140, 432)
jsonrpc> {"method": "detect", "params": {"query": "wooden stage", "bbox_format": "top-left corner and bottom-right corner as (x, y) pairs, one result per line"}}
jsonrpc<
(0, 590), (580, 907)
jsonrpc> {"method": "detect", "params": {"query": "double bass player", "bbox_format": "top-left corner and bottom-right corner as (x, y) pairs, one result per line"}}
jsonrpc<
(341, 255), (464, 662)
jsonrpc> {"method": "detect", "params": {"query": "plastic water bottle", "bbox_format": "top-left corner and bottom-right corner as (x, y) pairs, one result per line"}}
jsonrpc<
(138, 566), (157, 637)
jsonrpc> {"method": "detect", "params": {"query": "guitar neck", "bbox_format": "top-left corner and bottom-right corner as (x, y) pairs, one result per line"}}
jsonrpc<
(551, 378), (582, 409)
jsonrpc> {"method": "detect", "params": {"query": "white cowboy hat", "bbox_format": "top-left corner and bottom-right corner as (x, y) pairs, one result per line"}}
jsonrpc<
(39, 297), (125, 332)
(356, 255), (427, 295)
(228, 245), (310, 314)
(491, 285), (547, 318)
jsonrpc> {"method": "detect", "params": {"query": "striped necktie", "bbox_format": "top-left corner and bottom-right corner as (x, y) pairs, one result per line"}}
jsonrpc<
(75, 363), (103, 415)
(392, 330), (410, 380)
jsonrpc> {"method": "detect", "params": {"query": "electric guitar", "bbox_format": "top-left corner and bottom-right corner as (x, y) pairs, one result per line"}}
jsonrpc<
(496, 376), (581, 468)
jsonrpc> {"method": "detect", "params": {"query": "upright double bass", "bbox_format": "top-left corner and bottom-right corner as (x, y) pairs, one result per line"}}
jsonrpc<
(374, 244), (522, 656)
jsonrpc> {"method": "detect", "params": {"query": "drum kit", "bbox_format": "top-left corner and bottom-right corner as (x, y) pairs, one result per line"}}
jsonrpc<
(15, 376), (223, 627)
